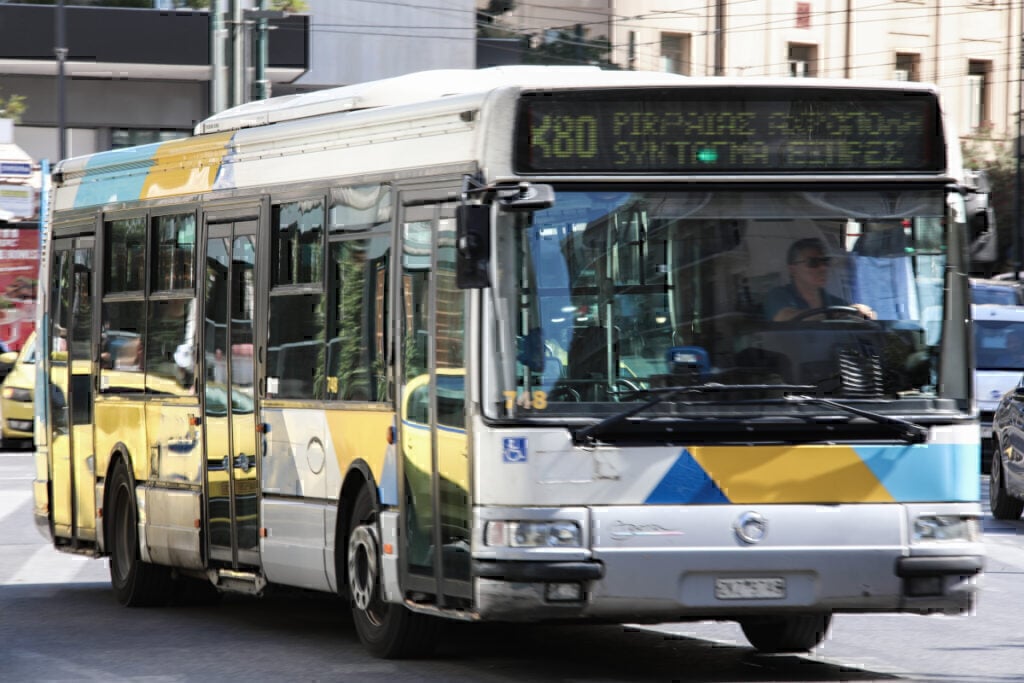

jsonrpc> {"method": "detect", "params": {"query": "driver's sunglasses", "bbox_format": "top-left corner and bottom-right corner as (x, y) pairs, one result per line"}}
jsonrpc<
(796, 256), (832, 268)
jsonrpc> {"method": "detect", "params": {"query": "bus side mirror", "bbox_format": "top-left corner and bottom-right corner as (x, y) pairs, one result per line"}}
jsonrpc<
(497, 183), (555, 211)
(456, 204), (490, 289)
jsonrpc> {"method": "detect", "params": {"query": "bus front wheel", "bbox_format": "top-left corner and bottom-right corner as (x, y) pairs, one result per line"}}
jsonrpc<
(347, 484), (438, 659)
(740, 613), (831, 653)
(108, 459), (173, 607)
(990, 446), (1024, 520)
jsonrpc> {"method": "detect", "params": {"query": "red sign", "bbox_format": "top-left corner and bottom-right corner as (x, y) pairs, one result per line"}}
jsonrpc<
(0, 227), (38, 352)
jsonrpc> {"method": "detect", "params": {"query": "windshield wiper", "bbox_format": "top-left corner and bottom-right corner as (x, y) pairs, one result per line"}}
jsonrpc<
(572, 383), (815, 446)
(785, 394), (928, 444)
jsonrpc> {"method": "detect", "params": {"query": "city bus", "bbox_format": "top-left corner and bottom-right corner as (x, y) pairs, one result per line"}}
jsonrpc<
(33, 66), (984, 658)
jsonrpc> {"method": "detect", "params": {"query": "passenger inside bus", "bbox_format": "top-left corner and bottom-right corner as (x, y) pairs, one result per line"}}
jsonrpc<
(763, 237), (876, 321)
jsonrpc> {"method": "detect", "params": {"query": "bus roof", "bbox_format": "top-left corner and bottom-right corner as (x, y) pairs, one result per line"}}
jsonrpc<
(194, 66), (940, 136)
(195, 66), (691, 135)
(51, 68), (949, 212)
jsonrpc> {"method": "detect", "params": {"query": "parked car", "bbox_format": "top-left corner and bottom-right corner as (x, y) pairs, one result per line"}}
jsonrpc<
(970, 278), (1024, 306)
(991, 382), (1024, 519)
(0, 341), (13, 385)
(973, 304), (1024, 472)
(0, 333), (35, 447)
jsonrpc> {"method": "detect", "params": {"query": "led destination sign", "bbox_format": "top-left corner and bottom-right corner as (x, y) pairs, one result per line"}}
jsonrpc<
(516, 88), (943, 174)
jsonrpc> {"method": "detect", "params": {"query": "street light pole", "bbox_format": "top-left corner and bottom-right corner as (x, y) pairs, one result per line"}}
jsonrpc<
(210, 0), (227, 115)
(1016, 1), (1023, 280)
(247, 6), (284, 102)
(230, 0), (244, 108)
(253, 0), (270, 101)
(55, 0), (66, 161)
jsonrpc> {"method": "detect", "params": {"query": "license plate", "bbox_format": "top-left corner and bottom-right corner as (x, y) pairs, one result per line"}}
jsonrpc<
(714, 577), (786, 600)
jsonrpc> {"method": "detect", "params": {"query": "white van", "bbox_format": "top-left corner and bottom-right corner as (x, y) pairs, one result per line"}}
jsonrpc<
(973, 304), (1024, 467)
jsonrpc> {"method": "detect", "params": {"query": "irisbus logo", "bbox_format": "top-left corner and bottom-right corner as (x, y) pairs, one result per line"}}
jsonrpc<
(733, 511), (768, 544)
(609, 521), (684, 541)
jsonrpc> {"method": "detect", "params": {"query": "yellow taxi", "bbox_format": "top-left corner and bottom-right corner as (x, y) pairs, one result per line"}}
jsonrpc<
(400, 370), (469, 544)
(0, 332), (37, 446)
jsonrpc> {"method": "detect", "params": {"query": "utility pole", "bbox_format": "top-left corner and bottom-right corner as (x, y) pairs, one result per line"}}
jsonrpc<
(229, 0), (245, 108)
(253, 0), (271, 101)
(1016, 3), (1024, 280)
(55, 0), (67, 160)
(714, 0), (725, 76)
(843, 0), (852, 78)
(210, 0), (227, 115)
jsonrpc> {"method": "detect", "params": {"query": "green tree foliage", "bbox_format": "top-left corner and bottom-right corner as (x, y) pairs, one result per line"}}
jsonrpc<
(477, 22), (613, 66)
(0, 91), (27, 123)
(523, 28), (612, 67)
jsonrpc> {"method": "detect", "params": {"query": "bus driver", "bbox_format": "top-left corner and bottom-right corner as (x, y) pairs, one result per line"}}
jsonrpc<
(763, 237), (876, 322)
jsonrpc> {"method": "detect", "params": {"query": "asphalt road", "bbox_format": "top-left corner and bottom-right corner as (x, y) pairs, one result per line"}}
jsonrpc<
(2, 450), (1020, 682)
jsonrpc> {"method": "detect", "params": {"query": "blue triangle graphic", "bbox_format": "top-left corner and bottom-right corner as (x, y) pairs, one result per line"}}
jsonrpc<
(645, 448), (730, 504)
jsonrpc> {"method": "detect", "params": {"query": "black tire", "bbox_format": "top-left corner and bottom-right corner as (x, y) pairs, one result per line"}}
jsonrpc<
(990, 448), (1024, 520)
(108, 460), (174, 607)
(347, 485), (438, 659)
(171, 576), (222, 606)
(740, 613), (832, 653)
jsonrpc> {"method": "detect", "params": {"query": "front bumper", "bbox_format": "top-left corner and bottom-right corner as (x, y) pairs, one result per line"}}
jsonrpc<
(2, 397), (33, 439)
(473, 504), (983, 622)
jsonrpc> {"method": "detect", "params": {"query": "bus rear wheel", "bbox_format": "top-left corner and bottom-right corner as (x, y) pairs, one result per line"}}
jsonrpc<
(347, 484), (438, 659)
(108, 460), (173, 607)
(740, 613), (831, 653)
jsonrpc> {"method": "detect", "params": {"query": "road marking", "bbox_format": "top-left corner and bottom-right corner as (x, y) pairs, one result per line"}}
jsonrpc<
(0, 488), (31, 524)
(6, 544), (108, 585)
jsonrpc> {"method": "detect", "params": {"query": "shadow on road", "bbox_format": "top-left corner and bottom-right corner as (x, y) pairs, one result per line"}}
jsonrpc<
(0, 582), (904, 682)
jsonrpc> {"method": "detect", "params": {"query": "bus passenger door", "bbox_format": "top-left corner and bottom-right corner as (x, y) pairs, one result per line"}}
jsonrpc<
(398, 201), (471, 605)
(49, 238), (96, 543)
(202, 219), (260, 568)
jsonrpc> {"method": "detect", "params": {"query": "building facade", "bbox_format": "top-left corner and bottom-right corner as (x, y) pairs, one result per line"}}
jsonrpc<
(289, 0), (476, 92)
(0, 0), (478, 164)
(2, 2), (1019, 163)
(0, 3), (308, 162)
(484, 0), (1021, 154)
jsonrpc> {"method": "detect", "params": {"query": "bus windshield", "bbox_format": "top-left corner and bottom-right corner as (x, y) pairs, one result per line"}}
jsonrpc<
(491, 187), (955, 421)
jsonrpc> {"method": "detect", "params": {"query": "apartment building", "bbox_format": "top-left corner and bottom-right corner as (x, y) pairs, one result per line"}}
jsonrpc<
(485, 0), (1019, 151)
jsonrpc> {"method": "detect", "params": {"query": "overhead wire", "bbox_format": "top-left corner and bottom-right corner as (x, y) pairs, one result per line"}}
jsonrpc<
(266, 1), (1020, 96)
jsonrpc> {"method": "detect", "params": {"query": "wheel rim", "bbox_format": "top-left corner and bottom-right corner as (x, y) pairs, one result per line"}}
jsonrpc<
(991, 453), (1003, 509)
(348, 523), (384, 624)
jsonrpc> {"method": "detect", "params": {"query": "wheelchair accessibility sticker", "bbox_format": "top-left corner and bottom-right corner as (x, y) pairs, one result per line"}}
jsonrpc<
(502, 437), (528, 463)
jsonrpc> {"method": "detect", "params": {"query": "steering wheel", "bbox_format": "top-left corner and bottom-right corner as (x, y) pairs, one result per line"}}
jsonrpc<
(615, 378), (643, 394)
(789, 305), (874, 323)
(547, 386), (581, 402)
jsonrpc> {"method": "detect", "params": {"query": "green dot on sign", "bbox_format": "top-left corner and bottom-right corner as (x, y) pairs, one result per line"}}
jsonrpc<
(697, 148), (718, 163)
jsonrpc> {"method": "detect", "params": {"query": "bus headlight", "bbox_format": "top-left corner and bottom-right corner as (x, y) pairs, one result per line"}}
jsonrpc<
(912, 515), (980, 543)
(485, 520), (581, 548)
